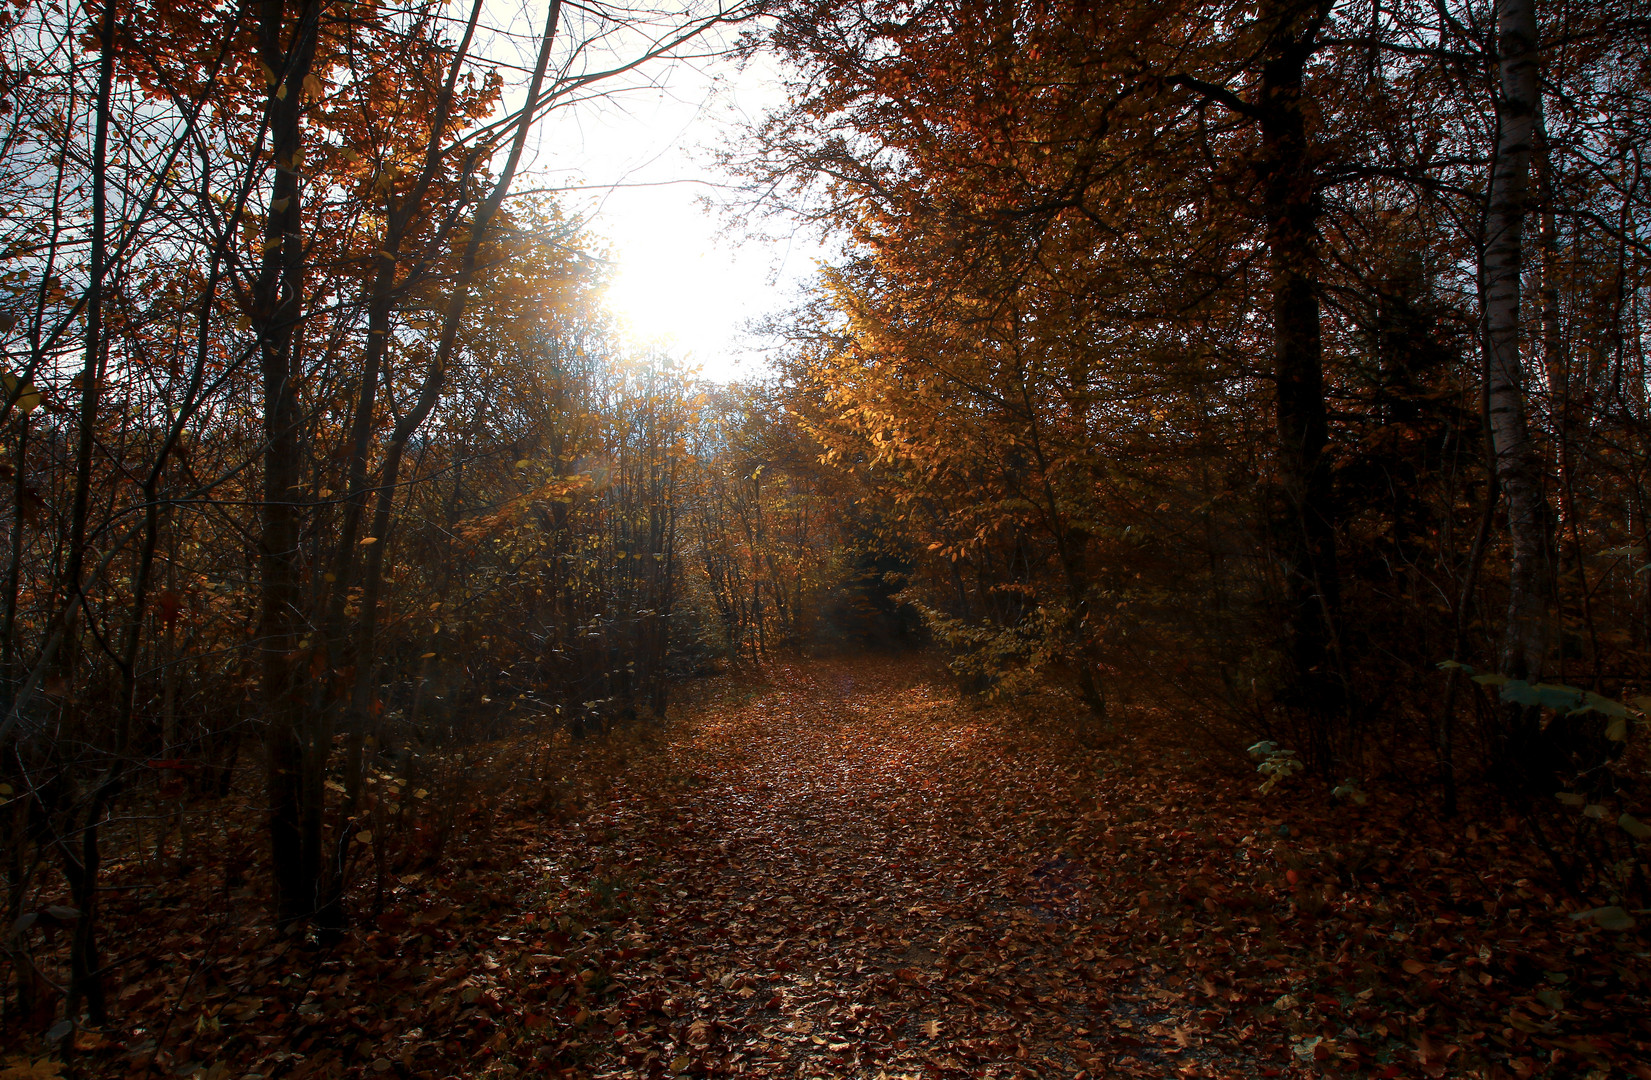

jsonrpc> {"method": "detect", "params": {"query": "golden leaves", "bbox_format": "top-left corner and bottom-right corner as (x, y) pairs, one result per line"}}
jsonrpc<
(1, 373), (41, 414)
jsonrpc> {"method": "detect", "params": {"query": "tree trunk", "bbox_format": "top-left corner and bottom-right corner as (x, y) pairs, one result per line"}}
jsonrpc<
(256, 0), (325, 927)
(318, 0), (564, 920)
(1258, 0), (1343, 750)
(56, 0), (118, 1018)
(1481, 0), (1553, 683)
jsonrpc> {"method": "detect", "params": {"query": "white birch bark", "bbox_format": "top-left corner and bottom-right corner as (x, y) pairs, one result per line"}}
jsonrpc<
(1482, 0), (1553, 680)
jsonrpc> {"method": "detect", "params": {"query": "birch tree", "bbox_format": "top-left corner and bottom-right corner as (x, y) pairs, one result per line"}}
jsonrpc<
(1480, 0), (1554, 686)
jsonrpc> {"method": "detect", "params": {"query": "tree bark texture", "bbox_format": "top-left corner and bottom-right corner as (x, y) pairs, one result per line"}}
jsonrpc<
(1481, 0), (1554, 683)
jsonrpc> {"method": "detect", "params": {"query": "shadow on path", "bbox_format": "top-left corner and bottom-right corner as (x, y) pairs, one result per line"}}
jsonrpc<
(524, 655), (1249, 1079)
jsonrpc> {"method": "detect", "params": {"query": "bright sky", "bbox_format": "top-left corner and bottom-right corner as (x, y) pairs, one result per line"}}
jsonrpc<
(521, 14), (820, 382)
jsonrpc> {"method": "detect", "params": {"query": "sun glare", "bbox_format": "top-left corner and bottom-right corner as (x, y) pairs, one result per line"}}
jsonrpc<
(523, 36), (809, 384)
(602, 203), (755, 382)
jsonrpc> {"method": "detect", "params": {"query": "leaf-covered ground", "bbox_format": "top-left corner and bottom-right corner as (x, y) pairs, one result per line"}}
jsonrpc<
(31, 654), (1651, 1078)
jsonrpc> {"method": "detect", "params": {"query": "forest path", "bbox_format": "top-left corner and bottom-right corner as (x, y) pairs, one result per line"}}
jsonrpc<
(527, 654), (1217, 1079)
(79, 654), (1628, 1079)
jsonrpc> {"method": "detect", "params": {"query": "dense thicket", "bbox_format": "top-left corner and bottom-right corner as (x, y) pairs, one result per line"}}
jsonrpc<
(736, 0), (1650, 894)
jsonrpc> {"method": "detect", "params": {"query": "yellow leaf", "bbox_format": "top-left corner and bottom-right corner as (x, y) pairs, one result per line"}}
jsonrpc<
(2, 373), (40, 414)
(257, 60), (276, 87)
(274, 81), (288, 100)
(355, 830), (373, 844)
(359, 536), (378, 545)
(261, 238), (282, 255)
(302, 73), (324, 102)
(269, 197), (290, 213)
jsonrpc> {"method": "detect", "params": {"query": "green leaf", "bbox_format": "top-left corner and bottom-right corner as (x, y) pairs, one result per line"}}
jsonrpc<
(1569, 906), (1636, 931)
(1472, 673), (1510, 687)
(1577, 692), (1629, 718)
(1499, 680), (1585, 712)
(1533, 682), (1588, 710)
(1436, 660), (1473, 672)
(1556, 792), (1586, 807)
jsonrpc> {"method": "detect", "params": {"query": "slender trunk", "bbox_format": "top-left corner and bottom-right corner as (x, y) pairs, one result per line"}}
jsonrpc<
(323, 0), (486, 640)
(57, 0), (119, 676)
(58, 0), (118, 1020)
(58, 789), (107, 1024)
(319, 0), (563, 918)
(1259, 0), (1342, 752)
(1016, 358), (1105, 721)
(2, 416), (29, 697)
(1438, 478), (1499, 817)
(651, 455), (677, 719)
(256, 0), (325, 926)
(1481, 0), (1553, 685)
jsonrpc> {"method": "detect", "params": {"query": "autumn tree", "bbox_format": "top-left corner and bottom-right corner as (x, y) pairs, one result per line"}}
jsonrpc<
(0, 0), (758, 1031)
(739, 0), (1651, 803)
